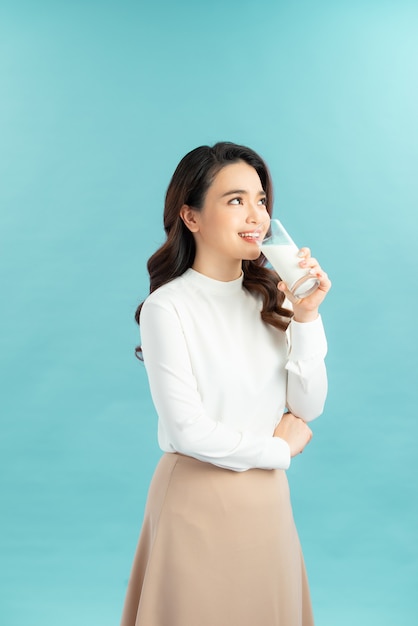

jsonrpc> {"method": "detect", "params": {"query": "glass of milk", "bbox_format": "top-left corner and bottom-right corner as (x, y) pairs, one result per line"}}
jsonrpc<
(259, 219), (320, 300)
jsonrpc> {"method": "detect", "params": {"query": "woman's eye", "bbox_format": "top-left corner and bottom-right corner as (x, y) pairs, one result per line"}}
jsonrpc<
(228, 196), (266, 206)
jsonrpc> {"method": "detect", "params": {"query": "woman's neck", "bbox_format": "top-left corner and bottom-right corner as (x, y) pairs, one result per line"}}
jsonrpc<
(192, 255), (242, 282)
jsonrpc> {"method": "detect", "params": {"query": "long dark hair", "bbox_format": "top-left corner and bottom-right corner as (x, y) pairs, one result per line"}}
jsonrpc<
(135, 142), (293, 356)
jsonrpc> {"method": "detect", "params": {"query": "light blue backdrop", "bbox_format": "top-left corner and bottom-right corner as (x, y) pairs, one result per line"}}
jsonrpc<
(1, 1), (417, 624)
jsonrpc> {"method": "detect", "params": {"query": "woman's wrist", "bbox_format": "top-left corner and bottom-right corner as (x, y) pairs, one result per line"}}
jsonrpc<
(292, 310), (319, 323)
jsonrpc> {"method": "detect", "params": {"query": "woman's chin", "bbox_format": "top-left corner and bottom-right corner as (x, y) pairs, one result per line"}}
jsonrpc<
(243, 248), (262, 261)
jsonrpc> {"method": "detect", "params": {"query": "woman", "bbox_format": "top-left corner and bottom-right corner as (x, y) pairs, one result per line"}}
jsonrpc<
(121, 142), (331, 626)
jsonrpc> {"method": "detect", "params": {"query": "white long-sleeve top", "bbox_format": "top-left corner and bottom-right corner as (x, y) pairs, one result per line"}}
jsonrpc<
(140, 268), (328, 472)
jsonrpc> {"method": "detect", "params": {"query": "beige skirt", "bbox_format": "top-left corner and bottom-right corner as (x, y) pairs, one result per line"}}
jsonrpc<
(120, 453), (314, 626)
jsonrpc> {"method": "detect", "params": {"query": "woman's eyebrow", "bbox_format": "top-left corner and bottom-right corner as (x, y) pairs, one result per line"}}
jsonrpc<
(220, 189), (266, 198)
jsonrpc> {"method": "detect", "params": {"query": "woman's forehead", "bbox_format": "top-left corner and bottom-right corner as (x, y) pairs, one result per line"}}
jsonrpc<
(209, 161), (264, 195)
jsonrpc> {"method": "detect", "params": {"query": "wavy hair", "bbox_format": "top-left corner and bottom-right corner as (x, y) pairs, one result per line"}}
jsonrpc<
(135, 142), (293, 357)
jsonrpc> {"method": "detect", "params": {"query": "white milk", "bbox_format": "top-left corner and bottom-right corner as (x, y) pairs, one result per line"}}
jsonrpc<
(261, 243), (319, 298)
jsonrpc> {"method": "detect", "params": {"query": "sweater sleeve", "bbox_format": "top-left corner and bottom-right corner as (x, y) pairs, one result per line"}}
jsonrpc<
(140, 298), (291, 472)
(285, 316), (328, 422)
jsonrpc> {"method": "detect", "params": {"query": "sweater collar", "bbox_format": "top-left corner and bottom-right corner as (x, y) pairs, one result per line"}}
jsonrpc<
(183, 268), (244, 295)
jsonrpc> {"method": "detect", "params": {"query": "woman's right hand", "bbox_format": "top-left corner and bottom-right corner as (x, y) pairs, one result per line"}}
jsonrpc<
(273, 412), (313, 457)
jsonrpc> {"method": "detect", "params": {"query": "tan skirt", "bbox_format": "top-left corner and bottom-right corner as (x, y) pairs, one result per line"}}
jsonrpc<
(120, 453), (314, 626)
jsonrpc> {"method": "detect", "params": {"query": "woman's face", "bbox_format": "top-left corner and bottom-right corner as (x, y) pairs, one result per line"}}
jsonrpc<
(181, 161), (270, 280)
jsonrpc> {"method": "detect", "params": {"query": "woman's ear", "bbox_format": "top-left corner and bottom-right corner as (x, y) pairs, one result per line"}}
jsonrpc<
(179, 205), (200, 233)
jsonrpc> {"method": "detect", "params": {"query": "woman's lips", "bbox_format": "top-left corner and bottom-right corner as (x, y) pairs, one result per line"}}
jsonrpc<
(238, 231), (262, 242)
(238, 230), (260, 239)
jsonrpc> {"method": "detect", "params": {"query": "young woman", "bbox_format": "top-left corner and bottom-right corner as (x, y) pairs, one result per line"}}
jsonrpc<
(120, 142), (331, 626)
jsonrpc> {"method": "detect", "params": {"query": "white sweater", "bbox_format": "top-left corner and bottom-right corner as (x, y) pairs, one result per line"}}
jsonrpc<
(140, 268), (328, 472)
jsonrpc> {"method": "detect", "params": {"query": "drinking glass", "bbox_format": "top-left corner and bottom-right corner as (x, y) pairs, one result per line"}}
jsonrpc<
(258, 219), (320, 300)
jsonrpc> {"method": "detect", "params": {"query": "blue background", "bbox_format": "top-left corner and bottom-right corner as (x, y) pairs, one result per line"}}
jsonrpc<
(1, 0), (417, 624)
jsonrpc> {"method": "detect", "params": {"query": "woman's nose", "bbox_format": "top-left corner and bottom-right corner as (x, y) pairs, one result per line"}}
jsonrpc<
(247, 203), (262, 222)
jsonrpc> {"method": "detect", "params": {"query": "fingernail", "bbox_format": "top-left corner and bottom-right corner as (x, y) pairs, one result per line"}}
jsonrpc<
(297, 251), (305, 258)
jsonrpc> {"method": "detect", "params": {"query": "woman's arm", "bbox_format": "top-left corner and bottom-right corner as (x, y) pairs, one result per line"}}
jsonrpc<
(285, 316), (328, 421)
(140, 298), (291, 472)
(280, 246), (331, 421)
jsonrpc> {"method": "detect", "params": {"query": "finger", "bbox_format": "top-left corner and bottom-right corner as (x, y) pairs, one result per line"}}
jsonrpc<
(312, 269), (331, 292)
(299, 256), (320, 270)
(277, 281), (302, 305)
(297, 247), (311, 260)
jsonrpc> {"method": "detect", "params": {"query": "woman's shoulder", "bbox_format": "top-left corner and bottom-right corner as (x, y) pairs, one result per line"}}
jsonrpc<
(142, 273), (190, 311)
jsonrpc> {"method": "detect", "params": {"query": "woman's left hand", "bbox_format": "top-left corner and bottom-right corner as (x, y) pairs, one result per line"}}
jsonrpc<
(277, 247), (331, 323)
